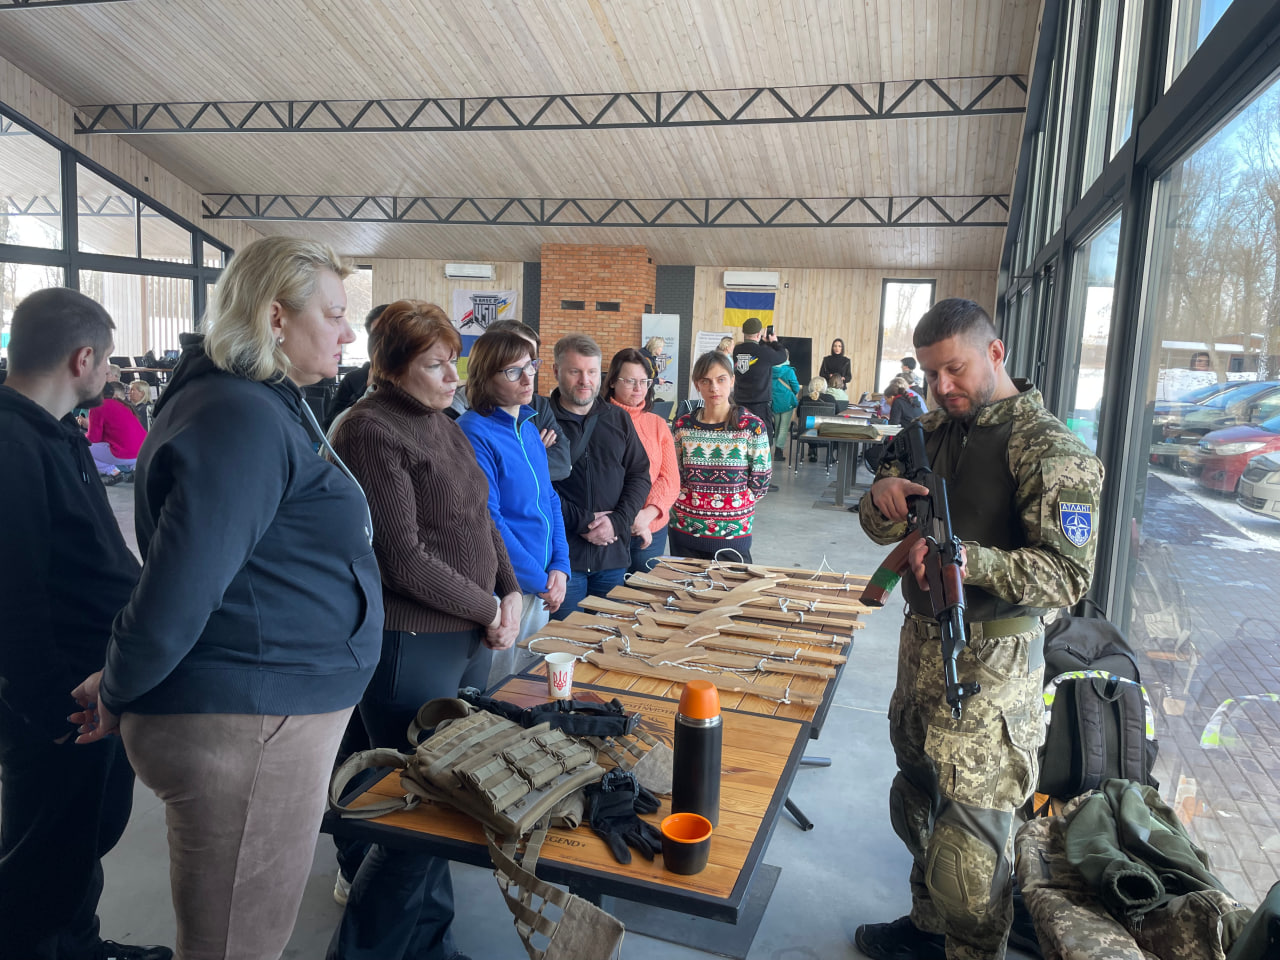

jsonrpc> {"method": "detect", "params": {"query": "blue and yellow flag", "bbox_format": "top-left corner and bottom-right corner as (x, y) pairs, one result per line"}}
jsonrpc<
(723, 290), (775, 328)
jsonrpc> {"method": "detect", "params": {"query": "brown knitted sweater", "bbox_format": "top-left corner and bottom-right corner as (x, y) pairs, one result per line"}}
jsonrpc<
(331, 380), (518, 634)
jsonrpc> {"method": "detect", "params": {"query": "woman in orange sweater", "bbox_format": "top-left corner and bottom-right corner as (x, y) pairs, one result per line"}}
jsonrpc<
(606, 347), (680, 573)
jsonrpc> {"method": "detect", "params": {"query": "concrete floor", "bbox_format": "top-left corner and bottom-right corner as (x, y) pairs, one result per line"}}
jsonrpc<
(92, 455), (1037, 959)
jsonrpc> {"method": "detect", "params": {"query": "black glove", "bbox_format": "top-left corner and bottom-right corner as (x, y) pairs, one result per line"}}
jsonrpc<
(584, 769), (663, 864)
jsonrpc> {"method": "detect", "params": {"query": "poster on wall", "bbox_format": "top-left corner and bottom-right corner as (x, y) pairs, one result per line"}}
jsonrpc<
(640, 314), (680, 405)
(450, 289), (518, 377)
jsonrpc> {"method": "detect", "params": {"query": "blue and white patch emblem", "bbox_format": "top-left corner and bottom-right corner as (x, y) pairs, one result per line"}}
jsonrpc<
(1059, 502), (1092, 547)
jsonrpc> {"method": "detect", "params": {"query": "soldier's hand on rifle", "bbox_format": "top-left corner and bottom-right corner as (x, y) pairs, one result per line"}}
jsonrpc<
(909, 536), (967, 591)
(870, 476), (930, 522)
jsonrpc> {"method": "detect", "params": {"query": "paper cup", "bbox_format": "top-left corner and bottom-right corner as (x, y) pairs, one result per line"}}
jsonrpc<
(545, 652), (577, 699)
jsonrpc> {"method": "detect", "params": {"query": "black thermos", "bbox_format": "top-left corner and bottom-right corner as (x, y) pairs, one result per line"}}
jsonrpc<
(671, 679), (723, 827)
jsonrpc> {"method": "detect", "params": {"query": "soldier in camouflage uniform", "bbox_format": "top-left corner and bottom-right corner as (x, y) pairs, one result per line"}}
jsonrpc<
(855, 298), (1104, 960)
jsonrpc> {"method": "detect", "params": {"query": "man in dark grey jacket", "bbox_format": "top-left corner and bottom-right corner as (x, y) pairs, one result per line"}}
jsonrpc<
(549, 334), (650, 618)
(0, 288), (171, 960)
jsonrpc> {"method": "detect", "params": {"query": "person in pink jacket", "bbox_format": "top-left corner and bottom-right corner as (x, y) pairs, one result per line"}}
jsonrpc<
(86, 381), (146, 483)
(606, 348), (680, 573)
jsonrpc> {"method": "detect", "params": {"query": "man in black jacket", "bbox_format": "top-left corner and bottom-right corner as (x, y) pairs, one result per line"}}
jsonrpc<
(548, 334), (651, 619)
(0, 288), (171, 960)
(732, 317), (787, 489)
(323, 303), (387, 429)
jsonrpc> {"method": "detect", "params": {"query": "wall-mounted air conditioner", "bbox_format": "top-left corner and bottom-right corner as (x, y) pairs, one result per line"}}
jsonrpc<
(723, 270), (780, 289)
(444, 263), (495, 280)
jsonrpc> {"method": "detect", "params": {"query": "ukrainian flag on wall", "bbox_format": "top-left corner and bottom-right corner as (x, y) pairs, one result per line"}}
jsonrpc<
(723, 290), (775, 328)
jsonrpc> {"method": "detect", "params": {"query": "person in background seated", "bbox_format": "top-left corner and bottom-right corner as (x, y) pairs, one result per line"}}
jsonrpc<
(671, 351), (771, 562)
(884, 377), (927, 425)
(0, 287), (171, 960)
(770, 348), (800, 461)
(717, 335), (735, 356)
(484, 318), (570, 481)
(458, 329), (569, 681)
(86, 380), (146, 484)
(606, 347), (680, 573)
(639, 335), (669, 387)
(802, 376), (834, 462)
(826, 374), (850, 404)
(127, 378), (151, 428)
(70, 236), (381, 960)
(329, 300), (520, 960)
(901, 355), (925, 399)
(106, 363), (121, 384)
(323, 304), (387, 429)
(819, 338), (852, 386)
(548, 334), (651, 619)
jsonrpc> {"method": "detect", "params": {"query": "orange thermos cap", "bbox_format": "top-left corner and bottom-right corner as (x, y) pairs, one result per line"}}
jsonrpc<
(678, 679), (721, 721)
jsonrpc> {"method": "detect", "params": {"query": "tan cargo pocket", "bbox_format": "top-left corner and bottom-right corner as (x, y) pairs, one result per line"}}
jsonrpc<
(925, 724), (999, 807)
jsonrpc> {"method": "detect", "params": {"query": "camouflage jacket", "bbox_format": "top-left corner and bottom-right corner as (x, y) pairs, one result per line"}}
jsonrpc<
(859, 384), (1104, 613)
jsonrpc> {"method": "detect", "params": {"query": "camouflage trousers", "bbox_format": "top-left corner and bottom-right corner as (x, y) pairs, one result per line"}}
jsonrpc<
(887, 614), (1045, 960)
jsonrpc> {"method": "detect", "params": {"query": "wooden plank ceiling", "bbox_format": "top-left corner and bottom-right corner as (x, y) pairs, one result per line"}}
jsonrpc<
(0, 0), (1039, 268)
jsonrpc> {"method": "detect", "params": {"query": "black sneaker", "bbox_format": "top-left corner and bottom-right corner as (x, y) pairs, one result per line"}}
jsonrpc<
(853, 916), (945, 960)
(101, 942), (174, 960)
(102, 472), (124, 486)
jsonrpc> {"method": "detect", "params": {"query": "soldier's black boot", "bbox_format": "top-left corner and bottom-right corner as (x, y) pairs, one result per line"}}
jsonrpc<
(853, 915), (946, 960)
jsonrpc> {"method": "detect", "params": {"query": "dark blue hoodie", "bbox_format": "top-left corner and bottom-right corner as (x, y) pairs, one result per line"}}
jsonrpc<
(99, 336), (382, 717)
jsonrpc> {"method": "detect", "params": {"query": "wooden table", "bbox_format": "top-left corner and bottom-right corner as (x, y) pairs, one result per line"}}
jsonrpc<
(323, 676), (810, 953)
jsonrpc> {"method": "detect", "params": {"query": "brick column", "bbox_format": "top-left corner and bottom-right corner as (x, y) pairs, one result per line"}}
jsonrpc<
(537, 244), (656, 380)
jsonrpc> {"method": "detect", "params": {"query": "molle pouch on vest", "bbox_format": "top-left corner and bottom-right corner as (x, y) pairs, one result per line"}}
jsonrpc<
(328, 699), (604, 835)
(404, 702), (603, 837)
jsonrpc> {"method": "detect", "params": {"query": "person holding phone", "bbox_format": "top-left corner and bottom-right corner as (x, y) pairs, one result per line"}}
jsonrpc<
(729, 318), (787, 478)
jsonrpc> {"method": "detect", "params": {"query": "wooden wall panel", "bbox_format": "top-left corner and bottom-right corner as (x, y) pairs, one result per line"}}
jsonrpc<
(0, 53), (261, 253)
(367, 258), (525, 314)
(689, 266), (998, 398)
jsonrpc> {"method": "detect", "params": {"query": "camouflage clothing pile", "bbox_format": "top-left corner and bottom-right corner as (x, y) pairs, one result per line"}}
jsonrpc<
(861, 384), (1105, 960)
(1014, 789), (1251, 960)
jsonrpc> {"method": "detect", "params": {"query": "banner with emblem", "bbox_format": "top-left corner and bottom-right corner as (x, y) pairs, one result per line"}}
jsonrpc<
(723, 290), (774, 328)
(450, 289), (518, 377)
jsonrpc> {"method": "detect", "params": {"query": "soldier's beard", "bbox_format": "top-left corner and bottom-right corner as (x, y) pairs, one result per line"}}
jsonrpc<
(940, 372), (997, 422)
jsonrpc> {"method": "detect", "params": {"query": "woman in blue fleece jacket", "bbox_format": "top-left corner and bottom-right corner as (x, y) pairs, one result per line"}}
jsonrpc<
(458, 330), (570, 675)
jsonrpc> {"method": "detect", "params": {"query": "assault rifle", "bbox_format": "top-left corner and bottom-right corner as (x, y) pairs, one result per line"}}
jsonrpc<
(860, 420), (981, 718)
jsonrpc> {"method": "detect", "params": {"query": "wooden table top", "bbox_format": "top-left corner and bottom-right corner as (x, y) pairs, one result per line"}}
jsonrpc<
(325, 676), (810, 921)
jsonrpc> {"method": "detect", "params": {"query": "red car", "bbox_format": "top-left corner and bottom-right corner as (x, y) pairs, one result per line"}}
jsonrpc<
(1195, 413), (1280, 493)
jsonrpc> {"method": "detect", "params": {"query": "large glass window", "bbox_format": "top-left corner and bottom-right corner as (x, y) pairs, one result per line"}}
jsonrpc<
(1129, 76), (1280, 908)
(1, 119), (62, 250)
(1063, 214), (1123, 451)
(140, 204), (192, 264)
(78, 165), (138, 258)
(1080, 0), (1122, 192)
(1047, 0), (1084, 235)
(877, 280), (935, 393)
(1167, 0), (1235, 90)
(80, 271), (194, 359)
(1110, 0), (1144, 156)
(344, 264), (374, 365)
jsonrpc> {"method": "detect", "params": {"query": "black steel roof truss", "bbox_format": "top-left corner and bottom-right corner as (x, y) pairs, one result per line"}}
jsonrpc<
(198, 193), (1008, 228)
(73, 76), (1026, 135)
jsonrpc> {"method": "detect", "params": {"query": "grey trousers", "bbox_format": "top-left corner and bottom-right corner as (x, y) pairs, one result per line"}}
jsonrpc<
(122, 709), (352, 960)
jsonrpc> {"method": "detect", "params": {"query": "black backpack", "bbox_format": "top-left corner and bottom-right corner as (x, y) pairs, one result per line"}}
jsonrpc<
(1037, 615), (1159, 801)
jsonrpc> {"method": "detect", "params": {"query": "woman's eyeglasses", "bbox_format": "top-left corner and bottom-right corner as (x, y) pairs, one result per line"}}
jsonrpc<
(617, 377), (653, 388)
(500, 359), (542, 381)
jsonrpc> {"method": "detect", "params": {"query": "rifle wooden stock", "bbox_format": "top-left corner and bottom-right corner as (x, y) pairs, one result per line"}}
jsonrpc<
(861, 529), (923, 606)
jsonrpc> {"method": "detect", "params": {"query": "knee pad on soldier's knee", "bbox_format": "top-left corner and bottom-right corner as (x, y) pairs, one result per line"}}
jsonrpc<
(925, 822), (998, 919)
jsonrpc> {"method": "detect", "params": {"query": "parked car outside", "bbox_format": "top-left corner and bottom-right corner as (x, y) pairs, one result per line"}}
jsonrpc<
(1150, 380), (1280, 474)
(1239, 452), (1280, 520)
(1195, 413), (1280, 492)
